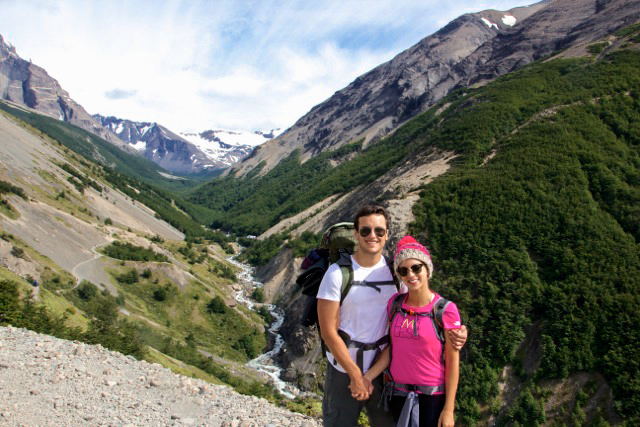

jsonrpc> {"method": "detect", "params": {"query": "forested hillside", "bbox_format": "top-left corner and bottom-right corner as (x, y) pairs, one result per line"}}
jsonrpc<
(409, 50), (640, 425)
(193, 37), (640, 425)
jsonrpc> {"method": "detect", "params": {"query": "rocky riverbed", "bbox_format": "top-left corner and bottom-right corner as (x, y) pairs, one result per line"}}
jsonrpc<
(0, 326), (321, 427)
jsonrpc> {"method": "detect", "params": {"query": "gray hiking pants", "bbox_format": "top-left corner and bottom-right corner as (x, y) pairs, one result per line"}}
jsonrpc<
(322, 363), (395, 427)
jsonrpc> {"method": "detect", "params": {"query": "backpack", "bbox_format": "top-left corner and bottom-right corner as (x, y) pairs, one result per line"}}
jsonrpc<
(297, 222), (358, 327)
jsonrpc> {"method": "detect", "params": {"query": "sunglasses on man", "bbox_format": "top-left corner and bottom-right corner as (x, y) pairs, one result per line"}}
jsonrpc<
(358, 226), (386, 238)
(396, 263), (426, 277)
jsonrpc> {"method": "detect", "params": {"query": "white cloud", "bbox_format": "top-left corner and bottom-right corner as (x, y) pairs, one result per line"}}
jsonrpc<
(0, 0), (534, 133)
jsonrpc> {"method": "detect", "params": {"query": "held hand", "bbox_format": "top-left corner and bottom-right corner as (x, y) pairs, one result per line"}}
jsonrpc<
(362, 375), (374, 395)
(447, 325), (468, 351)
(438, 410), (455, 427)
(349, 375), (371, 401)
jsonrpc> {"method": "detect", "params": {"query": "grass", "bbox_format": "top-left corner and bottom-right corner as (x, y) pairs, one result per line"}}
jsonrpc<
(105, 260), (267, 362)
(144, 346), (224, 384)
(0, 267), (88, 329)
(0, 199), (19, 219)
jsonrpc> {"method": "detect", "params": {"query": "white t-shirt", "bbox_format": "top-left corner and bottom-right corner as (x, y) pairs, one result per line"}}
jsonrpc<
(316, 255), (403, 373)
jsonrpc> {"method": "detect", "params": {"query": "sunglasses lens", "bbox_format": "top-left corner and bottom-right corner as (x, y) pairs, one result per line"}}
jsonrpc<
(358, 227), (386, 237)
(359, 227), (371, 237)
(397, 264), (423, 277)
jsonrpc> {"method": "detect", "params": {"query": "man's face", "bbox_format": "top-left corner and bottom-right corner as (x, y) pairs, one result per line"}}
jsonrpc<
(355, 214), (388, 256)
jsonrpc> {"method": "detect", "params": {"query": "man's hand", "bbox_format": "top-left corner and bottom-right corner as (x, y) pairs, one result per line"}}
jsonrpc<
(446, 324), (468, 351)
(349, 374), (371, 401)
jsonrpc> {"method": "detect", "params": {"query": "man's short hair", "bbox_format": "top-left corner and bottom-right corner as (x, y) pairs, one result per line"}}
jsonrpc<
(353, 204), (389, 230)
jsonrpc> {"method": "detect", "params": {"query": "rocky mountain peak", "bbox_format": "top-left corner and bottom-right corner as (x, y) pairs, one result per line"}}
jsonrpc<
(233, 1), (548, 176)
(0, 35), (129, 151)
(234, 0), (640, 177)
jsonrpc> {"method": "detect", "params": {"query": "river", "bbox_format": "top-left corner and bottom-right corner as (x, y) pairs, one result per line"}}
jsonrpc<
(227, 255), (301, 399)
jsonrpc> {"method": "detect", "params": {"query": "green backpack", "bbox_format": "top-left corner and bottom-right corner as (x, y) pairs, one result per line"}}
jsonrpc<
(297, 222), (359, 327)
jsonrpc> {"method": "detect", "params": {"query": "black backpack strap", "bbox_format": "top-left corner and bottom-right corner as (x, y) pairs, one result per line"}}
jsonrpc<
(383, 254), (400, 291)
(383, 292), (406, 395)
(431, 297), (450, 343)
(431, 297), (450, 363)
(350, 279), (397, 292)
(337, 330), (390, 373)
(388, 292), (406, 326)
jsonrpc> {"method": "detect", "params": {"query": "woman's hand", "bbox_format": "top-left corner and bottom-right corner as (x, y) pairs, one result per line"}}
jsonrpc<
(446, 324), (468, 351)
(362, 372), (375, 395)
(438, 409), (455, 427)
(349, 374), (371, 401)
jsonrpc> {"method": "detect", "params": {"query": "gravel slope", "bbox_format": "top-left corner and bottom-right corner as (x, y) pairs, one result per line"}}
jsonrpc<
(0, 326), (320, 427)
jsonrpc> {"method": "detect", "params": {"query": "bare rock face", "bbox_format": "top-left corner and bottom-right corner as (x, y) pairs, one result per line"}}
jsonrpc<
(235, 0), (640, 177)
(456, 0), (640, 85)
(0, 35), (129, 151)
(235, 2), (546, 176)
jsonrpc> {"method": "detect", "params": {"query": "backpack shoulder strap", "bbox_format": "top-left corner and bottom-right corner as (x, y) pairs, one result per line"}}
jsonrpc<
(383, 292), (405, 384)
(388, 292), (405, 325)
(336, 250), (354, 304)
(431, 297), (450, 343)
(383, 254), (400, 291)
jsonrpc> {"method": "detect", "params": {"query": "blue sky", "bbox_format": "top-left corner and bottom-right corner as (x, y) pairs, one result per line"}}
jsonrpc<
(0, 0), (534, 133)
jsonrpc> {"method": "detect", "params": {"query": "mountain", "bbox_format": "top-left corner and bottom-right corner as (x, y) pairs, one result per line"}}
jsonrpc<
(95, 115), (277, 174)
(3, 1), (640, 424)
(0, 35), (272, 176)
(187, 4), (640, 424)
(0, 35), (130, 152)
(0, 103), (279, 402)
(181, 128), (280, 169)
(94, 114), (212, 175)
(234, 0), (640, 176)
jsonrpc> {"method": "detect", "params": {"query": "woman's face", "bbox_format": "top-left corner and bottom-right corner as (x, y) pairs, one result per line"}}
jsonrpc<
(397, 258), (429, 292)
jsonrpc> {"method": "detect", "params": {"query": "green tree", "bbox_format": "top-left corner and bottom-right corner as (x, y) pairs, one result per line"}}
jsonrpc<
(206, 296), (227, 314)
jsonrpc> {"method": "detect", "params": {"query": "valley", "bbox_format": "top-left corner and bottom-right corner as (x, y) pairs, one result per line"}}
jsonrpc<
(0, 108), (301, 406)
(1, 1), (640, 425)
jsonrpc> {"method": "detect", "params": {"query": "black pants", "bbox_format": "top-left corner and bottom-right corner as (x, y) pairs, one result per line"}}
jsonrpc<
(389, 393), (446, 427)
(322, 363), (395, 427)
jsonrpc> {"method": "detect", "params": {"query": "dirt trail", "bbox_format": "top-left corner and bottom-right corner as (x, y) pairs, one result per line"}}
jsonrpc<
(71, 241), (117, 294)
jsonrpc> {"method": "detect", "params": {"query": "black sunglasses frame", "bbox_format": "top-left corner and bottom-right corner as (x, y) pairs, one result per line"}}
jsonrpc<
(396, 263), (425, 277)
(358, 226), (386, 238)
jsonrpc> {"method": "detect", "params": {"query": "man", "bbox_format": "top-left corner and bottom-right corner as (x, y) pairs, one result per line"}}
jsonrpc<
(317, 204), (467, 427)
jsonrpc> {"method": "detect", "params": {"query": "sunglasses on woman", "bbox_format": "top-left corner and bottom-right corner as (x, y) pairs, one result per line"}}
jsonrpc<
(358, 226), (386, 238)
(396, 263), (425, 277)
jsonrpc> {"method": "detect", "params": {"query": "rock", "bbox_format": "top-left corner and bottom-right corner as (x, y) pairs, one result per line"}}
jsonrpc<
(0, 326), (322, 426)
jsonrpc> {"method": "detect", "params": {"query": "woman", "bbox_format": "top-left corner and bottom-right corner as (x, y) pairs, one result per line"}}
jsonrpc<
(365, 235), (460, 427)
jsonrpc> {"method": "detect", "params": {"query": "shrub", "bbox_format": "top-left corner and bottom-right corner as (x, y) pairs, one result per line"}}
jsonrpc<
(152, 287), (167, 302)
(206, 296), (227, 314)
(116, 269), (139, 284)
(76, 280), (98, 301)
(102, 241), (169, 262)
(251, 288), (265, 303)
(10, 246), (24, 258)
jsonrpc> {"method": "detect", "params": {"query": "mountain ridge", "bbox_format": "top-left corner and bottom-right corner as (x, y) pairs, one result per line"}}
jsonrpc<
(0, 35), (132, 153)
(233, 1), (549, 176)
(94, 114), (277, 174)
(234, 0), (640, 177)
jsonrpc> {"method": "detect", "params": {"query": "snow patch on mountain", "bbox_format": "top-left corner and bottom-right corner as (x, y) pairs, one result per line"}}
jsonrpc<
(481, 17), (499, 29)
(502, 15), (517, 26)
